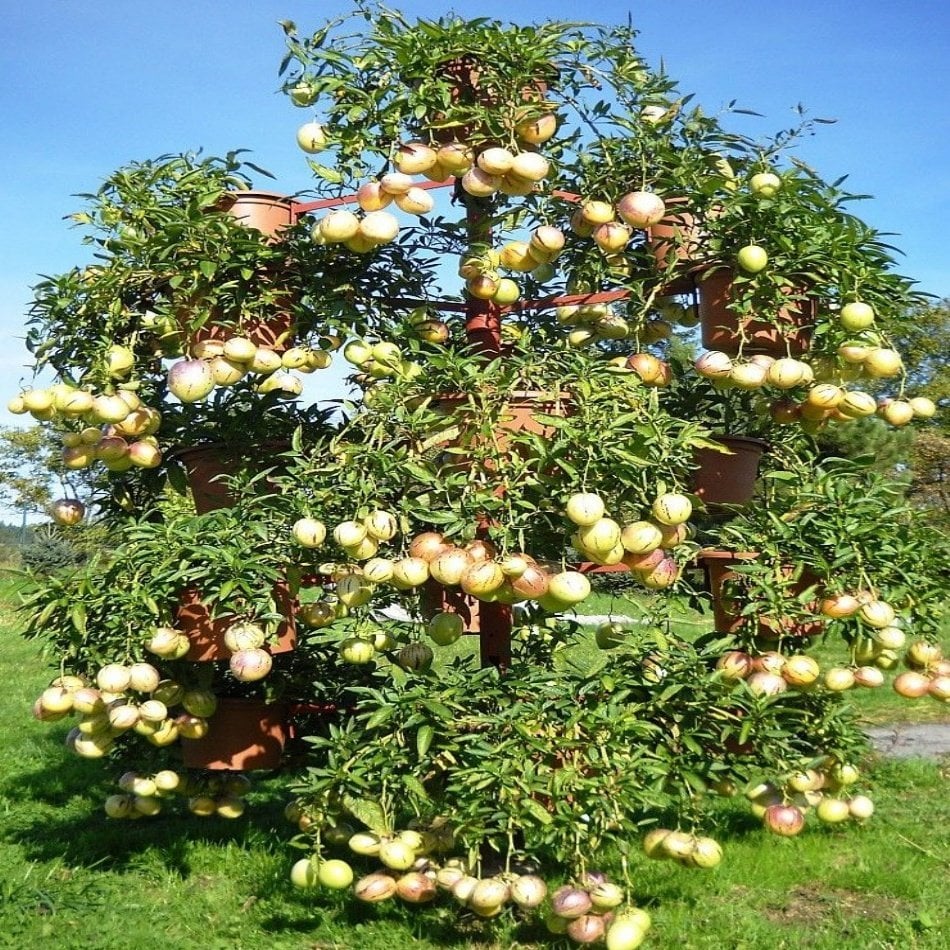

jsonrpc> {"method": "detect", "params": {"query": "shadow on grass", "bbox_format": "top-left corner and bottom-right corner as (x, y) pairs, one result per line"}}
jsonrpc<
(1, 731), (295, 876)
(254, 892), (557, 949)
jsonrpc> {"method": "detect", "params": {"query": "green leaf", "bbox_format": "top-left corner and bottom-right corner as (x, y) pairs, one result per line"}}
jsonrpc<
(416, 724), (434, 759)
(523, 797), (554, 825)
(680, 769), (708, 792)
(420, 699), (452, 720)
(402, 774), (430, 801)
(738, 719), (752, 746)
(342, 796), (389, 836)
(70, 604), (87, 636)
(402, 461), (434, 483)
(682, 734), (704, 756)
(364, 706), (394, 731)
(307, 162), (344, 184)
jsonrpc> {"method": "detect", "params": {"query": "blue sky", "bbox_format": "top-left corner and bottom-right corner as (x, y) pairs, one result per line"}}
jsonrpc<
(2, 0), (948, 422)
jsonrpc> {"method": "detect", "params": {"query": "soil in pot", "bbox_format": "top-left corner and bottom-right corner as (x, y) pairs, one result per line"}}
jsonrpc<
(180, 698), (290, 770)
(697, 268), (816, 356)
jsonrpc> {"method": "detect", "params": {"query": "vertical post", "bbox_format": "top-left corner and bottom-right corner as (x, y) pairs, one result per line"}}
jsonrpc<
(462, 186), (512, 670)
(465, 296), (504, 357)
(477, 600), (512, 669)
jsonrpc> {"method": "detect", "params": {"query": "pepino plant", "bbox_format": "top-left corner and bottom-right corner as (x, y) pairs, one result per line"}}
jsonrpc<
(12, 3), (945, 947)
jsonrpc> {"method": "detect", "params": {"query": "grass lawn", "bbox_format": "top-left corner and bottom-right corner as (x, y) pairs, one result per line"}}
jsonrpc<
(1, 575), (948, 949)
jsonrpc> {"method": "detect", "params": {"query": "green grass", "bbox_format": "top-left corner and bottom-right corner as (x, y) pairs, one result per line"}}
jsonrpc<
(1, 578), (948, 949)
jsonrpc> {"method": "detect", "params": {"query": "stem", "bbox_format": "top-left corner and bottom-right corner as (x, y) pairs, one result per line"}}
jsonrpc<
(896, 832), (950, 868)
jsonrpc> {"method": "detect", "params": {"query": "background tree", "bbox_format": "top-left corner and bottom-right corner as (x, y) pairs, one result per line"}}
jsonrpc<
(815, 415), (914, 477)
(908, 429), (950, 521)
(892, 299), (950, 423)
(0, 425), (94, 516)
(897, 301), (949, 518)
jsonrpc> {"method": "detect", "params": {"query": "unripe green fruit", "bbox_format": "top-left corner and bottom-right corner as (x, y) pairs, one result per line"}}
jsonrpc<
(839, 301), (875, 330)
(737, 244), (768, 273)
(290, 857), (319, 888)
(379, 840), (416, 870)
(318, 858), (354, 889)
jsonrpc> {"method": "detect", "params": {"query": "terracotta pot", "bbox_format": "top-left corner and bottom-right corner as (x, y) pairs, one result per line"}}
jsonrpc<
(692, 436), (767, 507)
(697, 268), (816, 356)
(217, 190), (296, 238)
(647, 200), (721, 295)
(180, 698), (290, 771)
(188, 307), (296, 352)
(696, 550), (824, 638)
(427, 57), (551, 144)
(647, 199), (707, 282)
(175, 583), (297, 662)
(696, 550), (756, 633)
(431, 390), (572, 454)
(280, 702), (351, 768)
(167, 442), (289, 514)
(498, 391), (570, 439)
(648, 204), (699, 267)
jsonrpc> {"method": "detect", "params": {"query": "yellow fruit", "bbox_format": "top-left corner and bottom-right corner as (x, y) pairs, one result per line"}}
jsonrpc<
(909, 396), (936, 418)
(296, 122), (327, 153)
(862, 348), (903, 378)
(565, 492), (606, 526)
(651, 493), (692, 526)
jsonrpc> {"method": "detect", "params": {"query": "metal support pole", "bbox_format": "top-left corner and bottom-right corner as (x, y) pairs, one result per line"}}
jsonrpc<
(461, 188), (512, 669)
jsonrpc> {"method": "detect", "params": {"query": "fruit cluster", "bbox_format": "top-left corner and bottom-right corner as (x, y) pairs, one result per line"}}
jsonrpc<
(693, 339), (936, 433)
(33, 666), (217, 759)
(290, 822), (653, 949)
(340, 337), (423, 384)
(145, 618), (282, 683)
(712, 635), (948, 703)
(9, 382), (163, 473)
(642, 829), (723, 869)
(299, 117), (557, 267)
(165, 333), (336, 405)
(104, 769), (251, 820)
(569, 191), (667, 258)
(750, 762), (874, 836)
(566, 490), (692, 589)
(460, 226), (564, 303)
(103, 768), (186, 820)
